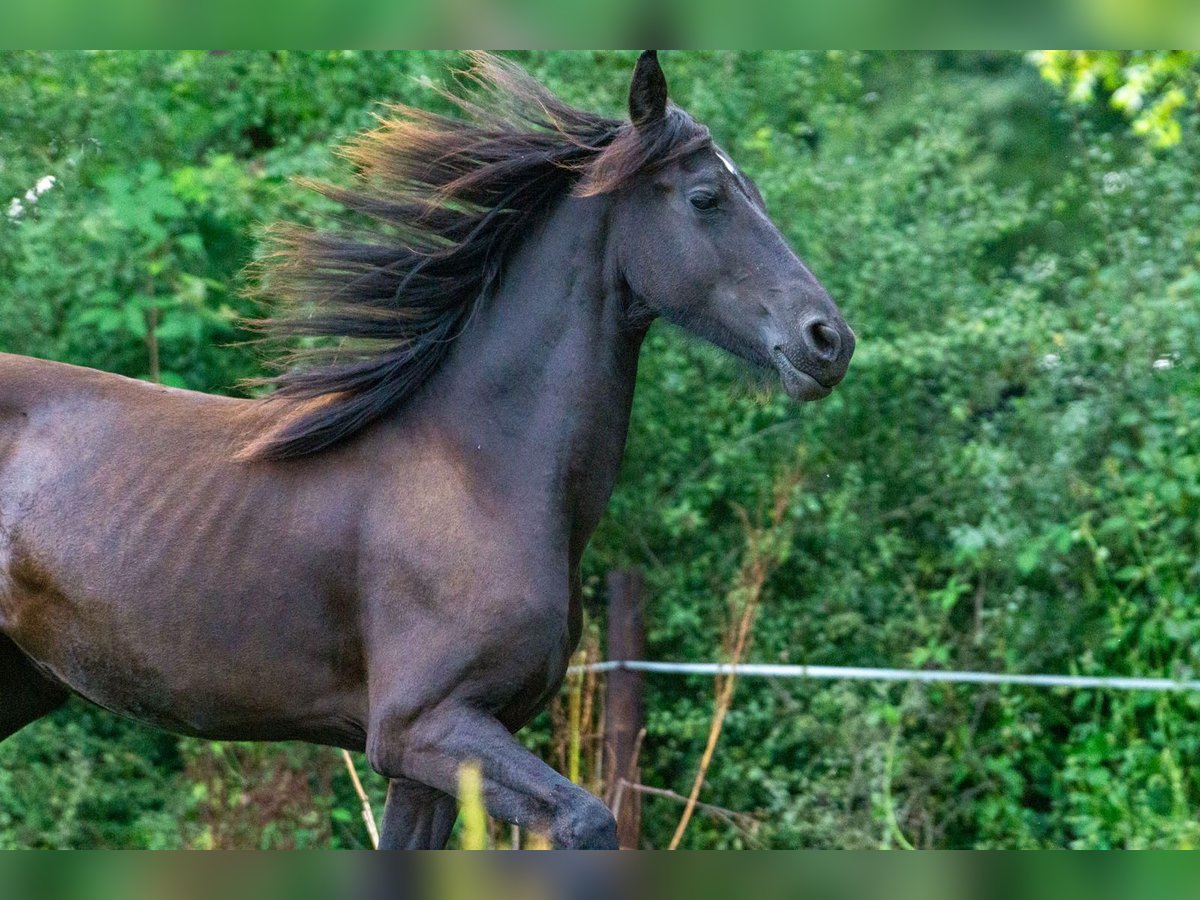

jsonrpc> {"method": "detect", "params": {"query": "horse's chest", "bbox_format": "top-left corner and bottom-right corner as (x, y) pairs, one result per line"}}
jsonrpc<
(496, 637), (574, 731)
(465, 577), (579, 731)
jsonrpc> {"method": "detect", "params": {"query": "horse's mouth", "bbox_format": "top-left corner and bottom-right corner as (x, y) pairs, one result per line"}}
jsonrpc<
(772, 348), (833, 402)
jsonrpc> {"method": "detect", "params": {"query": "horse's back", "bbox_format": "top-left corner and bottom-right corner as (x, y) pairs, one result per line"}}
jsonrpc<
(0, 351), (240, 417)
(0, 353), (94, 449)
(0, 351), (256, 459)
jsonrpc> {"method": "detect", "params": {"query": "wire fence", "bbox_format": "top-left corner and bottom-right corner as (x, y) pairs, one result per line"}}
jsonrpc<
(569, 660), (1200, 692)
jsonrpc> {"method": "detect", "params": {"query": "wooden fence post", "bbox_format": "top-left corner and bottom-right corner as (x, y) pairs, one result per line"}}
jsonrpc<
(604, 568), (645, 850)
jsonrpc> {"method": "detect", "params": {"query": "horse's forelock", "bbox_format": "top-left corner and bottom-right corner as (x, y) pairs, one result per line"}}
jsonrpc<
(576, 108), (711, 198)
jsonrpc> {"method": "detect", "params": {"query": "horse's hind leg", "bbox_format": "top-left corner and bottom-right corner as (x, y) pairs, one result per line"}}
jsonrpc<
(378, 777), (457, 849)
(0, 635), (68, 742)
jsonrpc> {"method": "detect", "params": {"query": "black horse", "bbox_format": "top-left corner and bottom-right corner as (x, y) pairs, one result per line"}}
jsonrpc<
(0, 52), (853, 848)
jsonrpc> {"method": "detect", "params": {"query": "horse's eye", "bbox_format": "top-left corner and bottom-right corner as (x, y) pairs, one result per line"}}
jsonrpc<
(689, 191), (718, 211)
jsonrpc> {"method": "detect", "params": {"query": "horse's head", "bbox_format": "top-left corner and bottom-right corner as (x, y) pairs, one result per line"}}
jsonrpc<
(602, 52), (854, 401)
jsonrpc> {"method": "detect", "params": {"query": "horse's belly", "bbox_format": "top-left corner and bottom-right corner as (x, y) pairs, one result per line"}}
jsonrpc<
(1, 578), (366, 747)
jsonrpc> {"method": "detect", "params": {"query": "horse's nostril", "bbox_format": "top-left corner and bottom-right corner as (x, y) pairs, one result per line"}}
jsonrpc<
(807, 321), (841, 360)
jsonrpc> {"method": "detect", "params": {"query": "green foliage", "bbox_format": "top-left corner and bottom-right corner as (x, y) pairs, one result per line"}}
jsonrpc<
(0, 701), (183, 849)
(2, 51), (1199, 849)
(1030, 51), (1200, 148)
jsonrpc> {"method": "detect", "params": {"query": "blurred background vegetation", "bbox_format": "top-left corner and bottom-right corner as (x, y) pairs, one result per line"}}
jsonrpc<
(0, 50), (1198, 849)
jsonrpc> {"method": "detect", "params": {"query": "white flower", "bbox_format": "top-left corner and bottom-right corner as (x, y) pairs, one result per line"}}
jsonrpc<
(8, 175), (56, 219)
(24, 175), (57, 203)
(1153, 356), (1175, 370)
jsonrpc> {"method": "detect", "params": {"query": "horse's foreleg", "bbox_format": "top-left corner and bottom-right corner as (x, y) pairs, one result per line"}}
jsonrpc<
(0, 635), (68, 742)
(368, 705), (618, 850)
(378, 776), (457, 850)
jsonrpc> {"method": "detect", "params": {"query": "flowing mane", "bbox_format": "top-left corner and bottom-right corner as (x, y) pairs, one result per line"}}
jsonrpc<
(241, 52), (710, 460)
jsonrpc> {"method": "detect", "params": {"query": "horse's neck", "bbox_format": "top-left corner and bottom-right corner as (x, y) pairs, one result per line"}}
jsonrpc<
(425, 195), (645, 549)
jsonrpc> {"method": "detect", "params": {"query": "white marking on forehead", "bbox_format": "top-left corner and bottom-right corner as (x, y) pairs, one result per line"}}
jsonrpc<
(714, 147), (738, 176)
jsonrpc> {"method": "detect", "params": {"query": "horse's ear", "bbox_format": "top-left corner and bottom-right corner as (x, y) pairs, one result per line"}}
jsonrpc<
(628, 50), (668, 128)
